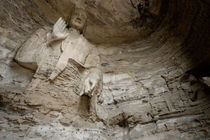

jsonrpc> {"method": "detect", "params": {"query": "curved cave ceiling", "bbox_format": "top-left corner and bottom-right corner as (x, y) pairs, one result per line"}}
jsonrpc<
(0, 0), (209, 44)
(0, 0), (210, 139)
(0, 0), (209, 77)
(1, 0), (165, 45)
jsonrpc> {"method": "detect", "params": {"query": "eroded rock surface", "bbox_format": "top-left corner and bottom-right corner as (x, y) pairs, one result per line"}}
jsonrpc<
(0, 0), (210, 140)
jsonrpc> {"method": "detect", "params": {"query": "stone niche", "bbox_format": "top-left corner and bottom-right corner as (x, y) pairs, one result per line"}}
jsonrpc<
(0, 0), (210, 140)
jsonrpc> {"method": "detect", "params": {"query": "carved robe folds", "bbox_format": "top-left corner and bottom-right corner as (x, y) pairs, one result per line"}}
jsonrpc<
(14, 28), (102, 116)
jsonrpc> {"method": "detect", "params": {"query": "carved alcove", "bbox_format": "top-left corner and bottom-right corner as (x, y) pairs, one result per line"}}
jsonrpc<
(0, 0), (209, 139)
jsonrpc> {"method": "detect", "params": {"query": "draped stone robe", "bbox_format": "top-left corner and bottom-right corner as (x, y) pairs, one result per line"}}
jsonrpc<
(15, 27), (101, 115)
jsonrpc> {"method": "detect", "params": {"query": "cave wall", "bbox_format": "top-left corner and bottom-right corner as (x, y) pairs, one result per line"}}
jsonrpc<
(0, 0), (210, 139)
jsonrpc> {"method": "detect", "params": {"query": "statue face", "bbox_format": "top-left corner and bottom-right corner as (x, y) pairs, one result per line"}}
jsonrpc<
(70, 8), (87, 32)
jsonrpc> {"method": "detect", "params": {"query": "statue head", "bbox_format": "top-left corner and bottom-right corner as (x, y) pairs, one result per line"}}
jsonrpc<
(69, 8), (87, 33)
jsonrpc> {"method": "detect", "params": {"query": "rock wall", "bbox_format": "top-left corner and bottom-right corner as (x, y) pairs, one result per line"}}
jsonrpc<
(0, 0), (210, 140)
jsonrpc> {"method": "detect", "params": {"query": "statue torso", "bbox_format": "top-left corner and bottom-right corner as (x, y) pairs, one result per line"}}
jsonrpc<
(61, 29), (92, 66)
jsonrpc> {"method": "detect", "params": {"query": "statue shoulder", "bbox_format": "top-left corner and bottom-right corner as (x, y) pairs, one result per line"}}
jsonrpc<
(32, 26), (52, 37)
(80, 35), (96, 49)
(21, 26), (51, 45)
(15, 26), (52, 71)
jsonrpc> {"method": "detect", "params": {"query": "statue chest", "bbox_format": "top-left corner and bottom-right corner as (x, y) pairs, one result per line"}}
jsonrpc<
(62, 36), (91, 66)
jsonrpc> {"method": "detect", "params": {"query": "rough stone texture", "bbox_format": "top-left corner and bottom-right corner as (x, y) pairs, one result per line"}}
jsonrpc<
(0, 0), (210, 140)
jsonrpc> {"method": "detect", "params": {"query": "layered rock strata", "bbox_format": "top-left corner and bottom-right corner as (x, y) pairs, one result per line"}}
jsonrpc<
(0, 0), (210, 139)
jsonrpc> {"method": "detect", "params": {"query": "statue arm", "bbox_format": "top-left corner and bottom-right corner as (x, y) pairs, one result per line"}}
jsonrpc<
(46, 34), (65, 47)
(46, 17), (69, 47)
(82, 49), (102, 96)
(49, 53), (68, 81)
(83, 67), (102, 96)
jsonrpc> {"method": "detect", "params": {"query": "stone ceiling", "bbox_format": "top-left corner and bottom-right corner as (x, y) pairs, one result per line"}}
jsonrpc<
(25, 0), (164, 44)
(0, 0), (210, 139)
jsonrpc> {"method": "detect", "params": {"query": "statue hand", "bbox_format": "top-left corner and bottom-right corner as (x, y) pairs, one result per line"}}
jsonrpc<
(84, 71), (101, 96)
(84, 76), (97, 95)
(52, 17), (69, 39)
(48, 72), (57, 82)
(48, 68), (62, 82)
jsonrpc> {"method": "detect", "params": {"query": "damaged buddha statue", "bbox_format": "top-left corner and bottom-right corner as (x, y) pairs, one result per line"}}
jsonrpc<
(14, 8), (102, 120)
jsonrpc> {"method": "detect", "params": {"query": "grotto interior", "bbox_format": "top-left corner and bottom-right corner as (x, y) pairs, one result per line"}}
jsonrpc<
(0, 0), (210, 139)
